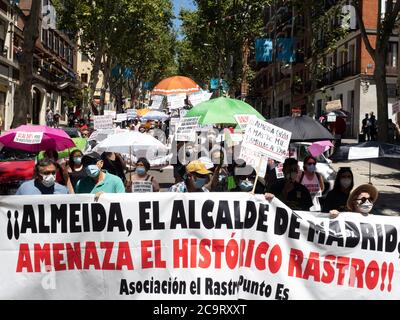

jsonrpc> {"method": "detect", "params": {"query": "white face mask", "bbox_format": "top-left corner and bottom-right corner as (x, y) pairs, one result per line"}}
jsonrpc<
(357, 200), (373, 214)
(41, 174), (56, 187)
(340, 178), (352, 189)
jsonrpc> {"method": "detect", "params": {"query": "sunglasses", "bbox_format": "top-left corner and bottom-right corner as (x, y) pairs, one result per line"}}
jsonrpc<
(356, 197), (372, 204)
(42, 170), (56, 175)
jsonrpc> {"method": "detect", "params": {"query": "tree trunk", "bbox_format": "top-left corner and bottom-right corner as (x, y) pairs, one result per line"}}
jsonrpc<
(374, 53), (389, 142)
(88, 43), (104, 115)
(11, 2), (41, 128)
(100, 55), (111, 114)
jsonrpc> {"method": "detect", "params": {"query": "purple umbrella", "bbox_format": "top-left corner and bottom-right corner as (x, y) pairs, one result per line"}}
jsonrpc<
(0, 125), (76, 152)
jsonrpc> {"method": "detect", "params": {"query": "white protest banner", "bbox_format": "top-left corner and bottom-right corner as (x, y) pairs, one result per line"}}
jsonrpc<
(116, 113), (128, 122)
(94, 115), (113, 130)
(325, 100), (342, 112)
(150, 95), (164, 110)
(392, 101), (400, 115)
(127, 109), (137, 120)
(234, 114), (257, 131)
(175, 117), (200, 142)
(132, 181), (153, 193)
(348, 147), (379, 160)
(1, 193), (399, 300)
(104, 110), (117, 119)
(14, 132), (43, 144)
(168, 95), (186, 110)
(327, 112), (337, 123)
(241, 117), (292, 166)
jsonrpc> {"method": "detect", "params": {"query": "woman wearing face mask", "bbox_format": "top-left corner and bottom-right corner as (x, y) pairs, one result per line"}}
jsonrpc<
(298, 155), (325, 211)
(323, 167), (354, 214)
(66, 150), (87, 193)
(130, 158), (160, 192)
(330, 184), (378, 217)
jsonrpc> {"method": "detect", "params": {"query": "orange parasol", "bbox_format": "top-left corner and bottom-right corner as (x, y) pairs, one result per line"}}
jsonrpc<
(152, 76), (201, 96)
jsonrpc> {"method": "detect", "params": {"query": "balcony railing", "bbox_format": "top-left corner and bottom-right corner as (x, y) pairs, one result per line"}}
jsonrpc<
(318, 61), (358, 87)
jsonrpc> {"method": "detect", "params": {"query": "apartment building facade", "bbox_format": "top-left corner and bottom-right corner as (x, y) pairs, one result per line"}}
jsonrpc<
(252, 0), (399, 138)
(3, 0), (79, 131)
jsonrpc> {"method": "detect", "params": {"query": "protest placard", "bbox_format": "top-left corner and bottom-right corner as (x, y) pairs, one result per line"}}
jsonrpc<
(13, 132), (43, 144)
(104, 110), (117, 119)
(175, 117), (200, 142)
(348, 147), (379, 160)
(189, 92), (213, 107)
(116, 113), (128, 122)
(94, 115), (113, 130)
(167, 95), (186, 110)
(234, 114), (257, 131)
(1, 193), (398, 300)
(240, 118), (292, 176)
(127, 109), (137, 120)
(325, 100), (342, 112)
(132, 181), (153, 193)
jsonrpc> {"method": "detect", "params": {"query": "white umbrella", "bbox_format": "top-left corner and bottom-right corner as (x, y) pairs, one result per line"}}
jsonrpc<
(93, 131), (168, 155)
(141, 111), (170, 122)
(88, 128), (128, 142)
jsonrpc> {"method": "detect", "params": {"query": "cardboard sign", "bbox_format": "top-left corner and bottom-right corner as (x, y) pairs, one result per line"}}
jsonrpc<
(127, 109), (137, 120)
(13, 132), (43, 144)
(189, 92), (213, 107)
(234, 114), (257, 131)
(325, 100), (342, 112)
(104, 110), (117, 119)
(348, 147), (379, 160)
(327, 113), (337, 123)
(175, 117), (200, 142)
(132, 180), (153, 193)
(94, 115), (113, 130)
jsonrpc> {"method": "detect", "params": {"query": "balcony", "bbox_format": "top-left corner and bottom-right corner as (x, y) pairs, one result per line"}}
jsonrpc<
(318, 61), (358, 88)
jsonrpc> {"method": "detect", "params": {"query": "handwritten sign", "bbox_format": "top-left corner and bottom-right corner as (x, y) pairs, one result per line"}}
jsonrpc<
(132, 181), (153, 193)
(94, 115), (113, 130)
(104, 110), (116, 119)
(234, 114), (257, 131)
(13, 132), (43, 144)
(150, 95), (164, 110)
(327, 112), (337, 123)
(167, 95), (186, 110)
(189, 92), (213, 107)
(127, 109), (137, 120)
(116, 113), (128, 122)
(238, 145), (268, 177)
(175, 117), (200, 142)
(241, 117), (292, 164)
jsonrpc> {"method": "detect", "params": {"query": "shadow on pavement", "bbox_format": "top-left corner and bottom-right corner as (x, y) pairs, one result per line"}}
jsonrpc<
(374, 191), (400, 216)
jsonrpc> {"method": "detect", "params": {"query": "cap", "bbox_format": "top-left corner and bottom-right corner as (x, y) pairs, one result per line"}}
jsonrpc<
(347, 184), (379, 212)
(81, 152), (102, 166)
(186, 160), (212, 175)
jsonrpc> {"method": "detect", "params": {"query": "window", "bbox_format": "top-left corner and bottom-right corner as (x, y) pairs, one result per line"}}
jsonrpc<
(387, 42), (398, 68)
(81, 73), (88, 83)
(42, 29), (48, 45)
(82, 53), (89, 62)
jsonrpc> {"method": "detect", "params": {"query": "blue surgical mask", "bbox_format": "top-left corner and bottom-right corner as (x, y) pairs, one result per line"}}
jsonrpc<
(86, 165), (100, 178)
(73, 157), (82, 165)
(194, 177), (207, 189)
(306, 164), (316, 172)
(136, 167), (146, 175)
(239, 180), (254, 191)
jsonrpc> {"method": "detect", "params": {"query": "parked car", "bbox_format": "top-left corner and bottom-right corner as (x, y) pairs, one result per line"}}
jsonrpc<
(0, 147), (36, 195)
(289, 142), (336, 197)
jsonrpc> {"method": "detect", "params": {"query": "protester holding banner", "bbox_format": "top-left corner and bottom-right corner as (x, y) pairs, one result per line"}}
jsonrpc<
(323, 167), (354, 214)
(129, 157), (160, 193)
(297, 155), (325, 211)
(330, 184), (379, 218)
(16, 159), (69, 195)
(265, 158), (313, 211)
(75, 152), (125, 198)
(66, 149), (87, 193)
(169, 160), (211, 192)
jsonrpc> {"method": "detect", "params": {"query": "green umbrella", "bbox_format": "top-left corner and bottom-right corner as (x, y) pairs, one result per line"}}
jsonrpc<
(184, 97), (265, 125)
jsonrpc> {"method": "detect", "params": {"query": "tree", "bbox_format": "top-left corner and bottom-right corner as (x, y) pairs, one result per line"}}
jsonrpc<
(352, 0), (400, 141)
(11, 1), (42, 128)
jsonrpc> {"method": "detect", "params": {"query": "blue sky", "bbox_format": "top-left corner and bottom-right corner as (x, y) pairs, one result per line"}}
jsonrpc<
(173, 0), (196, 34)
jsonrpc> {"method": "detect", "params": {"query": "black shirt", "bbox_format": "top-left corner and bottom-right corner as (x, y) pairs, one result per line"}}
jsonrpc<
(268, 180), (313, 211)
(102, 158), (126, 182)
(322, 188), (350, 212)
